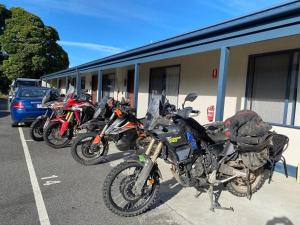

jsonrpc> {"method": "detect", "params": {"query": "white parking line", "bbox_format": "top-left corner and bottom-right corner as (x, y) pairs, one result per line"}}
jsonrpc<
(18, 127), (51, 225)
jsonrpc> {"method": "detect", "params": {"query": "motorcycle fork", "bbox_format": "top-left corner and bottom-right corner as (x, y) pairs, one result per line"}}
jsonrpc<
(74, 111), (80, 126)
(59, 112), (73, 136)
(92, 112), (116, 145)
(133, 140), (163, 195)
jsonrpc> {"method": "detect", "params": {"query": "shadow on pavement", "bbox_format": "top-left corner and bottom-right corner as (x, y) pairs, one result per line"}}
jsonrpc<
(158, 178), (183, 206)
(266, 217), (294, 225)
(106, 151), (133, 162)
(0, 111), (10, 118)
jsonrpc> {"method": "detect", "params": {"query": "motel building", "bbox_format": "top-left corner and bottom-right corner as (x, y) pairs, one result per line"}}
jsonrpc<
(41, 1), (300, 179)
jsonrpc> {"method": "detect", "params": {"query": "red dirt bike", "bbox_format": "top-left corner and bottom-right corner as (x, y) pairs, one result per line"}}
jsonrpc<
(70, 100), (147, 165)
(43, 88), (97, 149)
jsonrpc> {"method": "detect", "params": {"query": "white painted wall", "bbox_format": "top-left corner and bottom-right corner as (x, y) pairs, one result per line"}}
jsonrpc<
(138, 50), (220, 121)
(60, 78), (66, 94)
(113, 67), (128, 101)
(137, 35), (300, 167)
(84, 73), (92, 95)
(41, 80), (47, 87)
(224, 35), (300, 120)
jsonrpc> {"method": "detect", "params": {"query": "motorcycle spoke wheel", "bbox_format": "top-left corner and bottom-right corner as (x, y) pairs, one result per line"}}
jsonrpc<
(44, 122), (73, 149)
(77, 137), (104, 159)
(30, 118), (48, 141)
(33, 123), (44, 138)
(103, 161), (160, 216)
(71, 133), (109, 165)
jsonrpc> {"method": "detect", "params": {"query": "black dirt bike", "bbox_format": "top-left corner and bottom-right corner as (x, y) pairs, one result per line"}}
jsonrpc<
(30, 89), (64, 141)
(102, 93), (289, 217)
(71, 99), (146, 166)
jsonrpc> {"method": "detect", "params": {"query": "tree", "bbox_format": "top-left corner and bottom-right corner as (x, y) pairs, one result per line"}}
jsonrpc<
(0, 4), (11, 94)
(0, 6), (69, 83)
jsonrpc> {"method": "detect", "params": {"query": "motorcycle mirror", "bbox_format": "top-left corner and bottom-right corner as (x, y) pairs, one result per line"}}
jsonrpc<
(182, 93), (198, 108)
(121, 97), (126, 104)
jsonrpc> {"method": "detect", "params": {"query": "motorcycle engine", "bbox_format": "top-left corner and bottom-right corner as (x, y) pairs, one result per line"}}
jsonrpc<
(190, 157), (205, 178)
(190, 153), (218, 178)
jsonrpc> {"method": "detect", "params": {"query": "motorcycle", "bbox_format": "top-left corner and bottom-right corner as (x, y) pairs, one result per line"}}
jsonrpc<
(70, 99), (146, 166)
(102, 93), (289, 217)
(30, 89), (65, 141)
(43, 87), (97, 149)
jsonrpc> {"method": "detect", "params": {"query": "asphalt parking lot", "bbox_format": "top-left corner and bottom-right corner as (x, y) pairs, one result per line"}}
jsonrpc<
(0, 110), (189, 225)
(1, 103), (300, 225)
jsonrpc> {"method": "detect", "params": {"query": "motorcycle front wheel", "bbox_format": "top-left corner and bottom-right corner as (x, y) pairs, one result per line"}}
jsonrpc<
(43, 121), (73, 149)
(103, 161), (160, 217)
(71, 132), (109, 165)
(30, 117), (47, 141)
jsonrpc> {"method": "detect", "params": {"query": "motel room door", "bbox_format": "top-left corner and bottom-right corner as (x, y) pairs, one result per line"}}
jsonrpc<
(149, 65), (180, 107)
(91, 75), (98, 103)
(127, 70), (135, 107)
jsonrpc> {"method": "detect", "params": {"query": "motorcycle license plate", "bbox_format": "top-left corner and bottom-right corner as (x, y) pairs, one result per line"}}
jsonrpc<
(37, 104), (46, 108)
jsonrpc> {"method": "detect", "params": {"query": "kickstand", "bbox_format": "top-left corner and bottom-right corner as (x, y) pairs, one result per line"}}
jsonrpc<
(194, 188), (206, 198)
(245, 169), (252, 200)
(194, 190), (203, 198)
(282, 156), (288, 178)
(268, 161), (275, 184)
(209, 185), (234, 212)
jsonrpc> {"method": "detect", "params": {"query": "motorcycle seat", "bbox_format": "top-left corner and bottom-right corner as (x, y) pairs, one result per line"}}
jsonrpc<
(205, 122), (228, 143)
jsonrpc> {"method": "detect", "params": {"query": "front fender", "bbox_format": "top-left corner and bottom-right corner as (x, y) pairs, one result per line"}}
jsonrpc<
(124, 155), (163, 180)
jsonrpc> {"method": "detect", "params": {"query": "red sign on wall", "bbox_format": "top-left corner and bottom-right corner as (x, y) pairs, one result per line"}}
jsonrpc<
(212, 69), (218, 79)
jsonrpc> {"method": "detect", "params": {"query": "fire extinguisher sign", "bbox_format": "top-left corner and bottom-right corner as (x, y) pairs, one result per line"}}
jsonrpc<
(212, 69), (218, 79)
(207, 106), (215, 122)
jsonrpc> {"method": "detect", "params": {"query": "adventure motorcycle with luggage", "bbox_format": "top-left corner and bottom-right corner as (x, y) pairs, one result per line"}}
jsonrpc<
(71, 99), (147, 166)
(102, 93), (289, 216)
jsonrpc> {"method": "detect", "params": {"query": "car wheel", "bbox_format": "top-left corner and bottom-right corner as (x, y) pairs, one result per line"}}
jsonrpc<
(24, 122), (32, 127)
(11, 122), (18, 127)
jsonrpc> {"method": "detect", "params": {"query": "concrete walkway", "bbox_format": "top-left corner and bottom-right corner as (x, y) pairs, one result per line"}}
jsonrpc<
(108, 146), (300, 225)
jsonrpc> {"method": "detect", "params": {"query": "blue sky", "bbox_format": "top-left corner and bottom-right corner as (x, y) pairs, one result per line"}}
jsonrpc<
(2, 0), (286, 67)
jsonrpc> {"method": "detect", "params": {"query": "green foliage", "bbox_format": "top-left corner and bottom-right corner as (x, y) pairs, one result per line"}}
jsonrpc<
(0, 6), (69, 83)
(0, 4), (11, 94)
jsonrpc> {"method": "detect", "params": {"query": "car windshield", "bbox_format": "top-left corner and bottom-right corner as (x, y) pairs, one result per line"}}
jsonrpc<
(19, 89), (46, 98)
(16, 80), (39, 87)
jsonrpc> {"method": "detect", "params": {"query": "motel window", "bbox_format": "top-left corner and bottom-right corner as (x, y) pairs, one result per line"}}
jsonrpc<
(102, 73), (115, 98)
(246, 51), (299, 126)
(149, 65), (180, 107)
